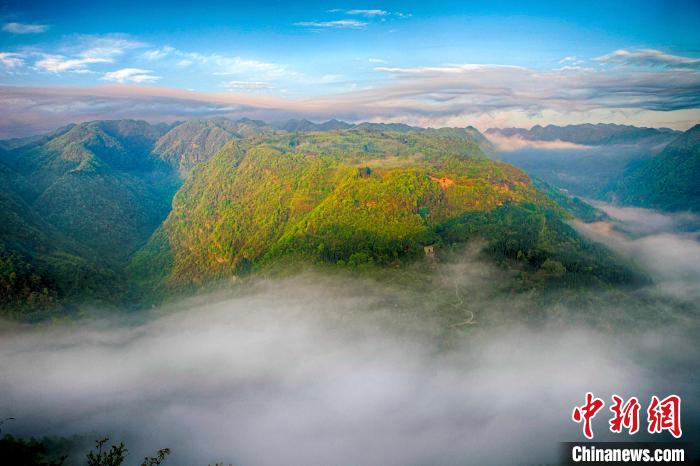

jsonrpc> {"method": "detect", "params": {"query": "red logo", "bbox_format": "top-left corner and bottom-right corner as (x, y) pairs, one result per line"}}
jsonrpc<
(609, 395), (640, 435)
(647, 395), (682, 438)
(572, 392), (605, 439)
(573, 393), (682, 439)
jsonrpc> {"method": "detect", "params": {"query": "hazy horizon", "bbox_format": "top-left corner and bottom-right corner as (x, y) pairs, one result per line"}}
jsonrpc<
(1, 115), (692, 142)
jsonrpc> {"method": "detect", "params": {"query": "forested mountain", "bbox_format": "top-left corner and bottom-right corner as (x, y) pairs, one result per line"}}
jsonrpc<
(486, 123), (679, 146)
(132, 129), (640, 295)
(0, 120), (179, 315)
(614, 124), (700, 212)
(1, 119), (644, 317)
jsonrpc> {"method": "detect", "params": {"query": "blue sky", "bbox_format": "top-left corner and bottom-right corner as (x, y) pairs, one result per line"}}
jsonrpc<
(1, 0), (699, 135)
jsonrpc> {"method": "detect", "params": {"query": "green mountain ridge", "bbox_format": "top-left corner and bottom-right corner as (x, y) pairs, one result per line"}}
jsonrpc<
(614, 124), (700, 212)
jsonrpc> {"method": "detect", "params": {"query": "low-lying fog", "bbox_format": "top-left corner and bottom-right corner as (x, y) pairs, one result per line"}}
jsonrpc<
(1, 206), (698, 465)
(576, 202), (700, 303)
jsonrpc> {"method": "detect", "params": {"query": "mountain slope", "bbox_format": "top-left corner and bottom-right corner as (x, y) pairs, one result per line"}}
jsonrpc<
(152, 117), (270, 176)
(615, 124), (700, 212)
(0, 156), (121, 315)
(0, 120), (180, 315)
(0, 124), (76, 151)
(4, 120), (179, 265)
(132, 129), (641, 294)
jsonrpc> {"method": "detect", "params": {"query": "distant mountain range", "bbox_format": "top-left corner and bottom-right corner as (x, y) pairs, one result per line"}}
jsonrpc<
(486, 123), (679, 146)
(0, 118), (649, 317)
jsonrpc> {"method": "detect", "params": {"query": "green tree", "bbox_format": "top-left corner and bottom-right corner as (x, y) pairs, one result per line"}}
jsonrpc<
(86, 438), (127, 466)
(140, 448), (171, 466)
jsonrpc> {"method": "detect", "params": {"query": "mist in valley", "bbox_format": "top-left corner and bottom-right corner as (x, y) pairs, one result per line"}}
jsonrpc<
(0, 207), (698, 466)
(492, 142), (667, 198)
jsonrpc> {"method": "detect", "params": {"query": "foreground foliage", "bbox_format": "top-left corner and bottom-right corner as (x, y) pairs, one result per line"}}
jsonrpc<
(0, 435), (170, 466)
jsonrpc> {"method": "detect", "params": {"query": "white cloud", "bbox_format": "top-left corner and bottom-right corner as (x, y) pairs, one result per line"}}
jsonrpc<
(294, 20), (367, 29)
(211, 56), (290, 80)
(369, 58), (387, 64)
(223, 80), (272, 90)
(346, 9), (389, 17)
(330, 9), (410, 18)
(596, 49), (700, 69)
(294, 9), (409, 29)
(316, 74), (343, 83)
(366, 61), (700, 114)
(34, 36), (147, 74)
(2, 22), (49, 34)
(78, 37), (146, 59)
(487, 133), (591, 151)
(35, 54), (111, 73)
(142, 46), (175, 61)
(136, 46), (290, 82)
(560, 56), (583, 66)
(373, 63), (526, 75)
(0, 52), (24, 68)
(101, 68), (160, 83)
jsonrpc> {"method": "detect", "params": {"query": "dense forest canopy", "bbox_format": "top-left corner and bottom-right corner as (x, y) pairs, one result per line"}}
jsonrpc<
(0, 118), (652, 319)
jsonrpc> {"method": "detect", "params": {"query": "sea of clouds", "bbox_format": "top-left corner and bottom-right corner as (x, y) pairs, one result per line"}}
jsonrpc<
(0, 206), (698, 465)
